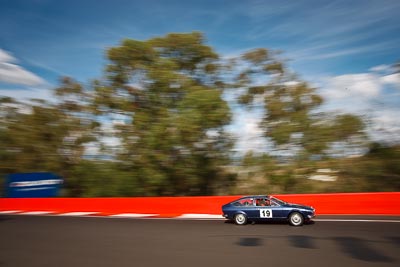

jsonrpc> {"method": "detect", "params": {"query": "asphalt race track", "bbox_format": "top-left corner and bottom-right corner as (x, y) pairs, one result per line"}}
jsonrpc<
(1, 215), (399, 267)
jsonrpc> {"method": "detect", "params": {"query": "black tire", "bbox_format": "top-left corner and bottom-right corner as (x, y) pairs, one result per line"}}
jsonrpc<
(234, 213), (247, 225)
(289, 212), (304, 226)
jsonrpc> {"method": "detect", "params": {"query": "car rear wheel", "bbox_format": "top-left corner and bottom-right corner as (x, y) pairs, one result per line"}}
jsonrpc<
(289, 212), (304, 226)
(234, 213), (247, 225)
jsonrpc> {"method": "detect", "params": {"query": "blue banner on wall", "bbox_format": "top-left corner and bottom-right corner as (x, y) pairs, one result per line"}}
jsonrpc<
(6, 172), (63, 198)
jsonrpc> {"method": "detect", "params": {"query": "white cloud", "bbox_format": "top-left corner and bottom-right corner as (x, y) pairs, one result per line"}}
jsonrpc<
(0, 87), (53, 101)
(0, 49), (15, 62)
(319, 65), (400, 144)
(228, 107), (271, 154)
(0, 49), (46, 86)
(369, 64), (390, 73)
(322, 73), (381, 100)
(370, 109), (400, 144)
(381, 73), (400, 89)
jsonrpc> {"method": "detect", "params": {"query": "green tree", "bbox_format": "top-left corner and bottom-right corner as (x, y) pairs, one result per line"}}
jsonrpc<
(339, 143), (400, 192)
(234, 48), (366, 159)
(0, 98), (66, 174)
(91, 32), (234, 196)
(4, 33), (392, 197)
(0, 78), (99, 196)
(228, 48), (368, 194)
(52, 77), (101, 195)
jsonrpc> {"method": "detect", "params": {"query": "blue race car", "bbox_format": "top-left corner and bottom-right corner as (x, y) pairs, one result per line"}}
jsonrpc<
(222, 195), (315, 226)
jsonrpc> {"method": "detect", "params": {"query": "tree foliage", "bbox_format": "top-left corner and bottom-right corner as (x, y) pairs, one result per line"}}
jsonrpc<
(233, 48), (366, 158)
(93, 32), (233, 196)
(1, 33), (398, 196)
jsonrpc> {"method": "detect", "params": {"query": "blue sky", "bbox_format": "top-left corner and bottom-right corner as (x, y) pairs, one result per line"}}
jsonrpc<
(1, 0), (400, 152)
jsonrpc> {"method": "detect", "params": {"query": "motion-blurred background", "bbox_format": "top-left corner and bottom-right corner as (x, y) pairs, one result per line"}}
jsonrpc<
(1, 0), (399, 197)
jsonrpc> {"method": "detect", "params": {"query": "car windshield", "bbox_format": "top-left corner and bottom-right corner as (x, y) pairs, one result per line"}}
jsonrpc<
(270, 196), (286, 205)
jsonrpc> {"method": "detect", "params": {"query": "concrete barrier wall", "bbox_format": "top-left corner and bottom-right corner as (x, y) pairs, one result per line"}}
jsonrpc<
(1, 192), (399, 216)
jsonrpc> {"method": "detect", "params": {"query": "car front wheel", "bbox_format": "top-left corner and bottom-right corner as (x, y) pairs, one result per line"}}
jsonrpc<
(289, 212), (304, 226)
(234, 213), (247, 225)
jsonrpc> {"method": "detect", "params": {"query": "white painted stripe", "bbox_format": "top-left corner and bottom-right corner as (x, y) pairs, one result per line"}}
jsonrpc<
(177, 214), (224, 219)
(20, 211), (54, 215)
(4, 211), (399, 223)
(109, 213), (158, 218)
(0, 210), (22, 214)
(314, 219), (400, 223)
(59, 212), (99, 216)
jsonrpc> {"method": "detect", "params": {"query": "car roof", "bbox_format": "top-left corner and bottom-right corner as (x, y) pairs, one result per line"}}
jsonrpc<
(238, 195), (270, 199)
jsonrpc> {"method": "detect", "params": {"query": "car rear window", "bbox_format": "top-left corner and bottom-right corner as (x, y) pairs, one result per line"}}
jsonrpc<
(232, 198), (253, 206)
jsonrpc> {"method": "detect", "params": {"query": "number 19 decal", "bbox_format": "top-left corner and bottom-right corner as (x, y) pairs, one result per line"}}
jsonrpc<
(259, 209), (273, 218)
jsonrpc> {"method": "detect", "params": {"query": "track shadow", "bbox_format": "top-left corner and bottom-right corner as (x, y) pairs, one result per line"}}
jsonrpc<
(237, 237), (263, 247)
(0, 216), (13, 222)
(385, 236), (400, 248)
(288, 235), (317, 249)
(333, 237), (393, 263)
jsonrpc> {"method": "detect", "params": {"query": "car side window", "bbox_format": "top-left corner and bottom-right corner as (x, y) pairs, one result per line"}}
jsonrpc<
(256, 198), (270, 206)
(233, 201), (242, 206)
(233, 198), (254, 206)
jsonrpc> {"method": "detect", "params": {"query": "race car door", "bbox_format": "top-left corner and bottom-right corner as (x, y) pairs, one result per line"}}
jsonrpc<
(255, 197), (285, 220)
